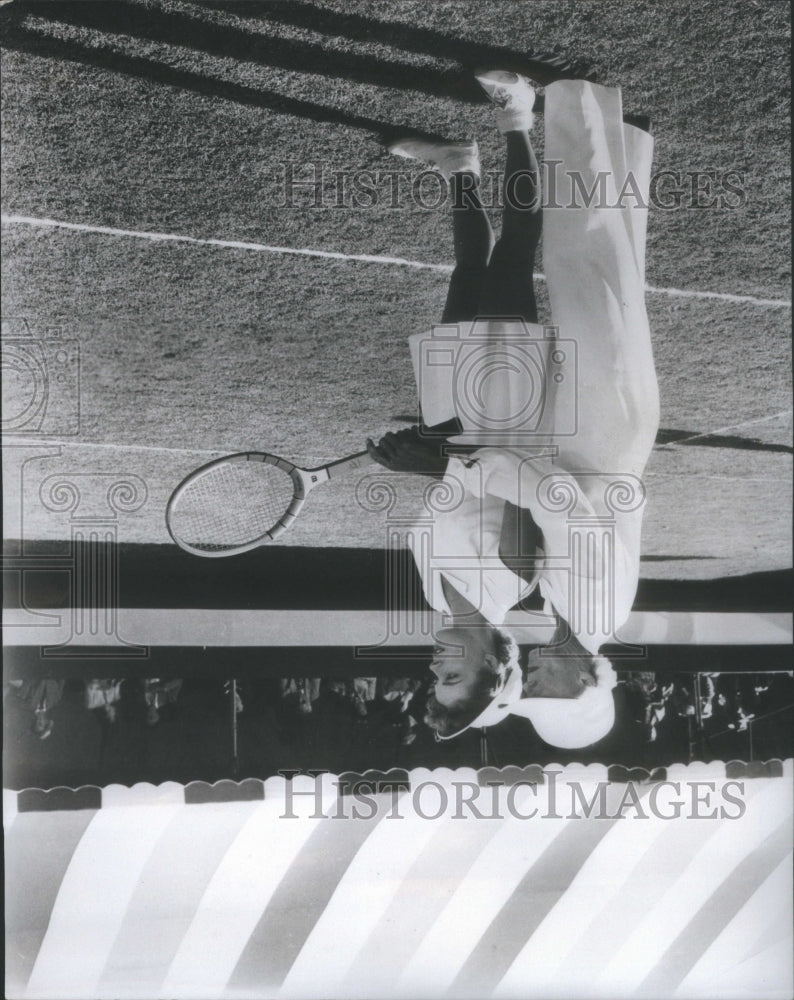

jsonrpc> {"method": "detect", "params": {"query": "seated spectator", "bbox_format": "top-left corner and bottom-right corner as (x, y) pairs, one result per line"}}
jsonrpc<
(85, 678), (124, 724)
(12, 677), (65, 740)
(144, 678), (183, 726)
(280, 677), (321, 715)
(352, 677), (377, 718)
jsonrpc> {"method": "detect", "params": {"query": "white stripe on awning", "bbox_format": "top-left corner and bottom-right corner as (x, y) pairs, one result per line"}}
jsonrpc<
(495, 781), (772, 997)
(2, 610), (792, 646)
(495, 792), (715, 995)
(279, 794), (441, 997)
(542, 783), (765, 988)
(3, 788), (19, 831)
(595, 781), (793, 994)
(160, 794), (336, 999)
(25, 805), (182, 1000)
(397, 785), (572, 996)
(676, 855), (793, 997)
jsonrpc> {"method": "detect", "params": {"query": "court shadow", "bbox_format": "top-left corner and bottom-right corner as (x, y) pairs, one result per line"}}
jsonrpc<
(10, 0), (585, 106)
(196, 0), (591, 91)
(656, 428), (793, 455)
(6, 542), (793, 613)
(393, 418), (792, 456)
(0, 17), (444, 143)
(1, 5), (653, 143)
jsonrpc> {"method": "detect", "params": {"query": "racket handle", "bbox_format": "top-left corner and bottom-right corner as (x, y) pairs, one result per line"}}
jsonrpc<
(323, 450), (374, 480)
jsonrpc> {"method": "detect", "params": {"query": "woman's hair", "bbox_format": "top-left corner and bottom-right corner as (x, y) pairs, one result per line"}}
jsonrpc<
(424, 627), (520, 738)
(523, 649), (604, 699)
(493, 629), (521, 674)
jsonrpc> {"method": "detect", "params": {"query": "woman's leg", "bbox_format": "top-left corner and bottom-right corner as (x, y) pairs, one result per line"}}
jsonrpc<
(427, 171), (496, 435)
(441, 171), (495, 323)
(386, 137), (491, 324)
(477, 130), (542, 323)
(387, 138), (493, 434)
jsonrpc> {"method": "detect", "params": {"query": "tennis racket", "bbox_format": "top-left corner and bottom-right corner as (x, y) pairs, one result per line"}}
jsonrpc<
(166, 450), (373, 557)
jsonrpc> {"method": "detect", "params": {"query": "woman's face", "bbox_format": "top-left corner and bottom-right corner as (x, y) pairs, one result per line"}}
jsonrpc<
(429, 627), (493, 709)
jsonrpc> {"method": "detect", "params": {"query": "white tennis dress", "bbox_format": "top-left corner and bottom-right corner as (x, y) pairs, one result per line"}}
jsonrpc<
(408, 79), (660, 653)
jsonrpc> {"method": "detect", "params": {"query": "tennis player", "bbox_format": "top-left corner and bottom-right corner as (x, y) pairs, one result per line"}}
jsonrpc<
(367, 71), (659, 745)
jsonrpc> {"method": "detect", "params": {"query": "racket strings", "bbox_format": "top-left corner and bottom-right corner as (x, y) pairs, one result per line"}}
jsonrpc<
(169, 462), (296, 550)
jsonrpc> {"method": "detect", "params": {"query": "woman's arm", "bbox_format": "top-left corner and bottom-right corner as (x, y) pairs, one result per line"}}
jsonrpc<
(366, 425), (477, 478)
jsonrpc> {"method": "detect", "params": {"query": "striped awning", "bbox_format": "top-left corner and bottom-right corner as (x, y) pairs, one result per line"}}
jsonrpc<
(5, 762), (792, 999)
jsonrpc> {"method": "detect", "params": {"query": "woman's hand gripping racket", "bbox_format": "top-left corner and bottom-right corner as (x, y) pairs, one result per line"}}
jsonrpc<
(166, 450), (373, 557)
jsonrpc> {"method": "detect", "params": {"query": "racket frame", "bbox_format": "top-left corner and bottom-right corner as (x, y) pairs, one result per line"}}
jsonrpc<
(166, 450), (370, 557)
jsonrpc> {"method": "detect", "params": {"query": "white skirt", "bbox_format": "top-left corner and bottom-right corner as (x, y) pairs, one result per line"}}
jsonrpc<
(410, 78), (660, 480)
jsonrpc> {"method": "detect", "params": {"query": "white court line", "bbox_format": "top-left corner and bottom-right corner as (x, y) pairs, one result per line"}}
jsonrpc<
(2, 438), (227, 457)
(2, 437), (789, 474)
(668, 410), (793, 446)
(1, 213), (452, 273)
(644, 282), (792, 308)
(3, 610), (791, 646)
(644, 475), (786, 482)
(3, 213), (792, 309)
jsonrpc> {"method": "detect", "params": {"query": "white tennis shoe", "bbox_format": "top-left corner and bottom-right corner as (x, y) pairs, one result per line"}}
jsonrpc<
(475, 69), (537, 133)
(386, 137), (480, 181)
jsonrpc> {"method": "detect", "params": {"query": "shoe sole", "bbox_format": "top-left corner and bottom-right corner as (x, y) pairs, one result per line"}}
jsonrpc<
(475, 69), (522, 89)
(475, 67), (540, 104)
(387, 140), (476, 154)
